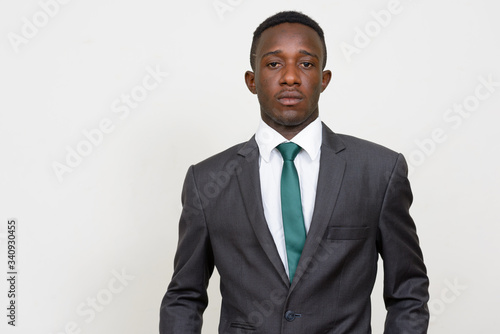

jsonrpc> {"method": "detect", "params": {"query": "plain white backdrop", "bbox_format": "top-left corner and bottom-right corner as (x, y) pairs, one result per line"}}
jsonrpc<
(1, 0), (499, 333)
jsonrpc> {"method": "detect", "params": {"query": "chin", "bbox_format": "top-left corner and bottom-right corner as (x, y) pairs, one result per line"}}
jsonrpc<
(262, 107), (315, 127)
(277, 110), (313, 126)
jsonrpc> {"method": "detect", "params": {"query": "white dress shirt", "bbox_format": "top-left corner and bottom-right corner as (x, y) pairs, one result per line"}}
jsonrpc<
(255, 117), (322, 278)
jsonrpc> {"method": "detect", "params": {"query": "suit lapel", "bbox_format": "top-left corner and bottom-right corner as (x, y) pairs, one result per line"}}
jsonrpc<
(236, 137), (290, 287)
(290, 124), (346, 291)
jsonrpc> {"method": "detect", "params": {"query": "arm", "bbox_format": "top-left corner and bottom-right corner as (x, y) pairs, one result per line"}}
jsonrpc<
(377, 154), (430, 333)
(159, 165), (214, 334)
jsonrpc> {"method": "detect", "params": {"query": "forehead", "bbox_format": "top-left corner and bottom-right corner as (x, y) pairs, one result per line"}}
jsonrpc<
(256, 23), (323, 56)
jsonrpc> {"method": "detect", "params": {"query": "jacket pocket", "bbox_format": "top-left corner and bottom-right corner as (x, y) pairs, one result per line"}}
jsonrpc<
(326, 226), (369, 240)
(230, 322), (256, 331)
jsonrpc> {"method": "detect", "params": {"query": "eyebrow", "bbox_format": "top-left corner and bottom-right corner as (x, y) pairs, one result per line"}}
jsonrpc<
(261, 49), (319, 60)
(261, 50), (282, 58)
(299, 49), (319, 60)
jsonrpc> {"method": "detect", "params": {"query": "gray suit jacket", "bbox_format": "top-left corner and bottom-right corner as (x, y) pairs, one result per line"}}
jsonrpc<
(160, 123), (429, 333)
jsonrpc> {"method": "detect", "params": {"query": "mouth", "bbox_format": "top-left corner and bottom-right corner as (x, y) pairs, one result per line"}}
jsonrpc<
(276, 90), (304, 106)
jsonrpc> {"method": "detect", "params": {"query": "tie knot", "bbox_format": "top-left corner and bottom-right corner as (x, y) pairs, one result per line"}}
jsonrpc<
(277, 142), (301, 161)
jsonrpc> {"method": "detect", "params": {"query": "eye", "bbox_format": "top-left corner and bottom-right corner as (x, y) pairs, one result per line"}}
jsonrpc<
(267, 62), (281, 68)
(301, 62), (314, 68)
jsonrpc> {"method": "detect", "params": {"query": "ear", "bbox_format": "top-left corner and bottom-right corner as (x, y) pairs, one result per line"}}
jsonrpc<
(245, 71), (257, 94)
(321, 70), (332, 92)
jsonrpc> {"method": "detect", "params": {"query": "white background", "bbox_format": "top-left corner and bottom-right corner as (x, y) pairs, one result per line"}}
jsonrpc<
(1, 0), (499, 333)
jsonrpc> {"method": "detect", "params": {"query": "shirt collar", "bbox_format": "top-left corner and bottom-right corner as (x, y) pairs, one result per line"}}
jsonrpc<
(255, 117), (323, 163)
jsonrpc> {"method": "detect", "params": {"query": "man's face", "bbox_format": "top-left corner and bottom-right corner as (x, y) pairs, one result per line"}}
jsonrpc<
(245, 23), (331, 137)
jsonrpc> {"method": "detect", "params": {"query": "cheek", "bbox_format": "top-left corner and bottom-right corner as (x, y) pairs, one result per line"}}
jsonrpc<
(303, 81), (319, 96)
(259, 76), (272, 89)
(310, 79), (324, 96)
(302, 73), (321, 90)
(257, 80), (274, 100)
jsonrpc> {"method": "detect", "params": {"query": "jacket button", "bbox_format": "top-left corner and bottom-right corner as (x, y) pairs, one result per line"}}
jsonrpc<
(284, 310), (296, 322)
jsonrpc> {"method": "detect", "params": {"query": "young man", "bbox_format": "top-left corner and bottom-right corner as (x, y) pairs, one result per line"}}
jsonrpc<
(160, 11), (429, 334)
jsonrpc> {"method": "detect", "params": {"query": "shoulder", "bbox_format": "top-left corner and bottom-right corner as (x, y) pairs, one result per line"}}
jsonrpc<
(194, 141), (249, 167)
(188, 138), (257, 180)
(324, 127), (403, 173)
(337, 133), (398, 158)
(324, 131), (409, 186)
(322, 122), (396, 156)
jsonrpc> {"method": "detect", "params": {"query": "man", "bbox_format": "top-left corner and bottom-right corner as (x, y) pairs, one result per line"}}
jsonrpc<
(160, 11), (429, 334)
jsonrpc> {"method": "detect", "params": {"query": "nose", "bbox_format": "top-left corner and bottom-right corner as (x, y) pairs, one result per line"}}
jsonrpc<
(280, 65), (301, 86)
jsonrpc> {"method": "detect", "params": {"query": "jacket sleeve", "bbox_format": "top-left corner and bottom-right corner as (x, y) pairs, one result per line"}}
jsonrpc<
(159, 165), (214, 334)
(377, 154), (430, 333)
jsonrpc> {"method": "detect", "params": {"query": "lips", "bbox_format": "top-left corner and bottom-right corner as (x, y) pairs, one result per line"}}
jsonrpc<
(276, 90), (304, 106)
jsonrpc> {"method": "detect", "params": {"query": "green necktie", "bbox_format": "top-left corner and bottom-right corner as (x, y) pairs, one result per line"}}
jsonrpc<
(277, 142), (306, 283)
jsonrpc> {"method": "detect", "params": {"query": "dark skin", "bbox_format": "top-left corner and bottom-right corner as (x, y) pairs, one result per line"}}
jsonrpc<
(245, 23), (332, 140)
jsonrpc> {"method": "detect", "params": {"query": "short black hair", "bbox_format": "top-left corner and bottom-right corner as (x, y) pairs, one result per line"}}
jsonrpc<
(250, 11), (327, 71)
